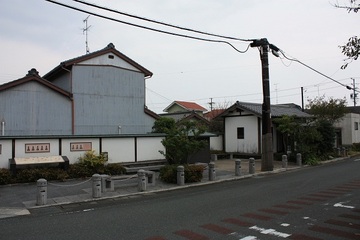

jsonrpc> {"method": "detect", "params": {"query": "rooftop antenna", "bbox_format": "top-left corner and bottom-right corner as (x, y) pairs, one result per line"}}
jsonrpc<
(83, 15), (91, 54)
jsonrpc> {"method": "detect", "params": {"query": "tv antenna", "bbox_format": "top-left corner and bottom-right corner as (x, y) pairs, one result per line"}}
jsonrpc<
(83, 15), (91, 54)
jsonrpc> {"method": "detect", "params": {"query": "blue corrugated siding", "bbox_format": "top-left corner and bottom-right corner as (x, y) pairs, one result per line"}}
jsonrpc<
(72, 65), (154, 134)
(0, 82), (72, 135)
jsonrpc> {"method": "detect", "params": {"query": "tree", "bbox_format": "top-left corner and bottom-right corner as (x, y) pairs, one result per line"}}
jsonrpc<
(306, 96), (347, 123)
(152, 118), (207, 164)
(335, 0), (360, 69)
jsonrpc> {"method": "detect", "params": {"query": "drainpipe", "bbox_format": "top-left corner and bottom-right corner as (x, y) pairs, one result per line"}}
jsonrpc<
(1, 120), (4, 136)
(61, 65), (75, 135)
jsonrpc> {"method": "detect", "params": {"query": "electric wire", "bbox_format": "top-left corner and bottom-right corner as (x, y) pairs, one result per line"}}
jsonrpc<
(45, 0), (251, 53)
(279, 49), (358, 92)
(73, 0), (254, 42)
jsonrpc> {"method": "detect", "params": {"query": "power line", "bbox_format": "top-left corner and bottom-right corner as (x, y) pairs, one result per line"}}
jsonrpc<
(45, 0), (251, 53)
(279, 49), (357, 92)
(73, 0), (254, 42)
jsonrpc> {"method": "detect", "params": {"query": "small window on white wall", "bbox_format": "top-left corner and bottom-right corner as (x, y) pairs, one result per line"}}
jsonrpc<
(355, 122), (359, 130)
(237, 127), (244, 139)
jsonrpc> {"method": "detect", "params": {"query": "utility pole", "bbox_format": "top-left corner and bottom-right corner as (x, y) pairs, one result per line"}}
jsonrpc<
(351, 78), (357, 106)
(83, 15), (91, 54)
(208, 98), (215, 111)
(251, 38), (279, 172)
(301, 87), (304, 111)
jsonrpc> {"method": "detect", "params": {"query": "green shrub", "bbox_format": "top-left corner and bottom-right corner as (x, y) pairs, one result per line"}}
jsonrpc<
(67, 163), (94, 178)
(78, 150), (107, 173)
(0, 168), (13, 185)
(159, 164), (205, 183)
(104, 163), (126, 175)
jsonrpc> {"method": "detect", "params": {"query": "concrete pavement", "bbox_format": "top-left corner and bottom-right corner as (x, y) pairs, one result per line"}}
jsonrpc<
(0, 158), (301, 219)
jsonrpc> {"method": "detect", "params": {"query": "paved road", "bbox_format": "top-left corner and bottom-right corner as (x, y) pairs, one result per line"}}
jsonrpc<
(0, 158), (359, 239)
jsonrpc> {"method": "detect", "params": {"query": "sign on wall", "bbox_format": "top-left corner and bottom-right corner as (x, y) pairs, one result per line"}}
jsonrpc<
(25, 143), (50, 153)
(70, 142), (92, 152)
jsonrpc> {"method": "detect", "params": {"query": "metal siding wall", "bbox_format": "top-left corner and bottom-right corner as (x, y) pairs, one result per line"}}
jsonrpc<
(72, 65), (154, 135)
(50, 72), (71, 92)
(0, 82), (72, 136)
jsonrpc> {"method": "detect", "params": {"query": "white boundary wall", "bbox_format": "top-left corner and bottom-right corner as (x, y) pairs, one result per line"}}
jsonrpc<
(0, 135), (166, 169)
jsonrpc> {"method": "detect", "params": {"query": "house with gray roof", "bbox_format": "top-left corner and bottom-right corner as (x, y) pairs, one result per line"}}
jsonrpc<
(217, 101), (311, 154)
(0, 43), (158, 136)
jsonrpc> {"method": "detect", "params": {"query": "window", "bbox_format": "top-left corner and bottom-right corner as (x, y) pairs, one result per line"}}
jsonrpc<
(355, 122), (359, 131)
(237, 127), (244, 139)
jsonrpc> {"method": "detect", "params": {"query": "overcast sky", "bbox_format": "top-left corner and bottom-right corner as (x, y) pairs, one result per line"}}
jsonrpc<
(0, 0), (359, 113)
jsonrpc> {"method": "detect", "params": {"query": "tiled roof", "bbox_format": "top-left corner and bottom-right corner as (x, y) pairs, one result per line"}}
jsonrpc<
(163, 101), (207, 112)
(219, 101), (311, 118)
(43, 43), (153, 80)
(204, 109), (226, 120)
(0, 68), (72, 99)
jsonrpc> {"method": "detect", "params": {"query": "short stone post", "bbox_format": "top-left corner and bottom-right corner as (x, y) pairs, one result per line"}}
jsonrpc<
(36, 178), (47, 206)
(208, 162), (216, 181)
(137, 169), (147, 192)
(282, 155), (288, 169)
(229, 153), (234, 159)
(211, 154), (218, 161)
(235, 159), (241, 176)
(92, 174), (102, 198)
(342, 147), (347, 157)
(337, 148), (341, 156)
(177, 165), (185, 186)
(249, 158), (255, 174)
(296, 153), (302, 167)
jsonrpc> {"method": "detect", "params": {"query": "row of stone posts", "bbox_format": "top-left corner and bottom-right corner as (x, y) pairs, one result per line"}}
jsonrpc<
(36, 154), (304, 205)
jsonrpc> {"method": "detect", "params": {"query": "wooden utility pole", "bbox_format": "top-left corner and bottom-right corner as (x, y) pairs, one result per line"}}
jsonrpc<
(251, 38), (274, 171)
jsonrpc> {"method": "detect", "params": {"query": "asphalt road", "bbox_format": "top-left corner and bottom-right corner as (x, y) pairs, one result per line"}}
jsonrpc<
(0, 157), (359, 240)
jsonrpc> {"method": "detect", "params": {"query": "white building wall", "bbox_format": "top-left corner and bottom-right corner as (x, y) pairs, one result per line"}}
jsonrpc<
(61, 138), (100, 164)
(335, 113), (360, 145)
(137, 137), (165, 161)
(14, 139), (60, 158)
(0, 139), (12, 168)
(101, 138), (135, 163)
(225, 115), (259, 153)
(210, 135), (223, 151)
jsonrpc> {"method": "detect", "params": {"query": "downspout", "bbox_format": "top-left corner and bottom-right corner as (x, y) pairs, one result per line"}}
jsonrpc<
(1, 119), (4, 136)
(61, 65), (75, 135)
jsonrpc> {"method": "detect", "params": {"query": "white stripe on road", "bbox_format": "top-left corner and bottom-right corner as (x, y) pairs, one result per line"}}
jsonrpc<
(334, 202), (355, 209)
(249, 225), (291, 238)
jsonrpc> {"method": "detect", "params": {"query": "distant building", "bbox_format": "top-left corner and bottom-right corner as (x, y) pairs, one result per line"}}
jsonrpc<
(0, 43), (158, 136)
(217, 101), (311, 154)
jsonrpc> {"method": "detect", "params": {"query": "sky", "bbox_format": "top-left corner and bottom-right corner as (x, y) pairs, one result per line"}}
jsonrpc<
(0, 0), (359, 113)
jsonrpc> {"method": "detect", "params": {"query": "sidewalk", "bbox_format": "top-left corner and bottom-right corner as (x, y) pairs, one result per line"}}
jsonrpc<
(0, 159), (299, 219)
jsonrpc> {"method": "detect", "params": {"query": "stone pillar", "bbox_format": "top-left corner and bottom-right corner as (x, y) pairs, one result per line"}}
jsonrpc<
(137, 169), (147, 192)
(249, 158), (255, 174)
(36, 178), (47, 206)
(235, 159), (241, 176)
(177, 165), (185, 186)
(208, 162), (216, 181)
(282, 155), (288, 169)
(296, 153), (302, 167)
(92, 174), (102, 198)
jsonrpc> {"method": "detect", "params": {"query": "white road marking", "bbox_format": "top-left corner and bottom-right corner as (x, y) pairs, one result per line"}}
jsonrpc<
(354, 159), (360, 162)
(249, 225), (291, 238)
(240, 236), (258, 240)
(83, 208), (95, 212)
(281, 223), (290, 227)
(334, 202), (355, 209)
